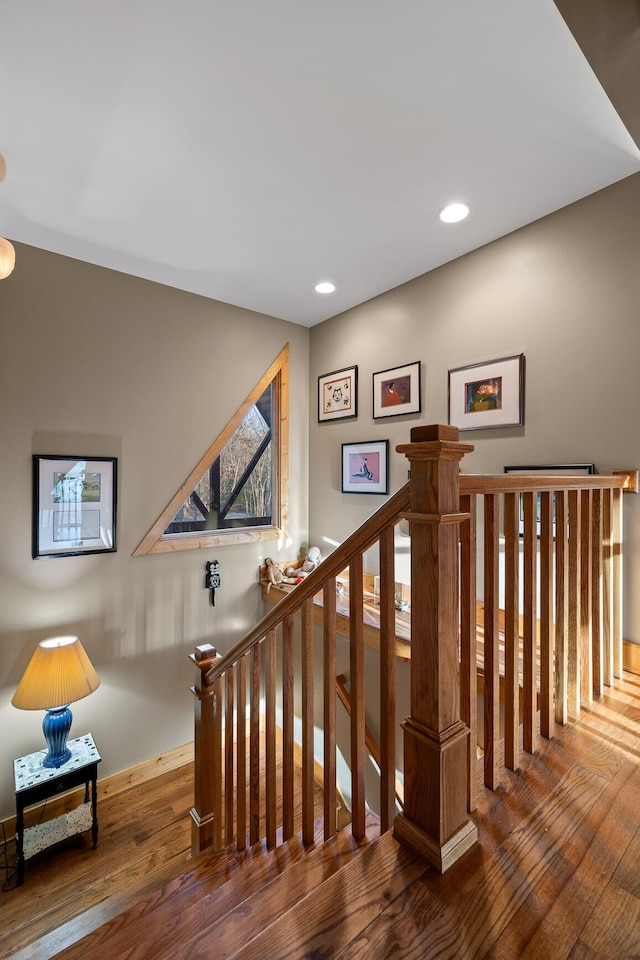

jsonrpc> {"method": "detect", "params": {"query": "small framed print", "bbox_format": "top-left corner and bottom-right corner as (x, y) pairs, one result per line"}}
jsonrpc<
(33, 455), (117, 558)
(448, 354), (525, 431)
(372, 360), (421, 419)
(341, 440), (389, 495)
(318, 365), (358, 422)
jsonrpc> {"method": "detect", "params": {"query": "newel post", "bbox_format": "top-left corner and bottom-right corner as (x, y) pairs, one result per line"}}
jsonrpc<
(393, 424), (478, 873)
(189, 643), (221, 856)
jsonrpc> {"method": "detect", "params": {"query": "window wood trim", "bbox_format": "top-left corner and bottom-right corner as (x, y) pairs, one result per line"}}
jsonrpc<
(133, 344), (289, 556)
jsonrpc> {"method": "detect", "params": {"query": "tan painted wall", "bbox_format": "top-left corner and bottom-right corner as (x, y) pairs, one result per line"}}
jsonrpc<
(309, 172), (640, 644)
(0, 244), (309, 818)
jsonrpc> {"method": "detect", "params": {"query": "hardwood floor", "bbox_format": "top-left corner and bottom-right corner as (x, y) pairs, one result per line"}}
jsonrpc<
(1, 756), (195, 958)
(2, 673), (640, 959)
(0, 739), (326, 959)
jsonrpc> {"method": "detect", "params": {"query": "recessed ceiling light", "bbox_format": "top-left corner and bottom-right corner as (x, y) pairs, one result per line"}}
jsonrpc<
(315, 281), (336, 294)
(439, 202), (470, 224)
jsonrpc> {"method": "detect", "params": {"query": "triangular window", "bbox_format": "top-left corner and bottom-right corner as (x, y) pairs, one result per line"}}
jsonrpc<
(134, 345), (288, 555)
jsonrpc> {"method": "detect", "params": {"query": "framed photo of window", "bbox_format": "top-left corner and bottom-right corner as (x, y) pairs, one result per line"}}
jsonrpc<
(318, 365), (358, 422)
(448, 354), (524, 431)
(33, 455), (118, 558)
(341, 440), (389, 495)
(372, 360), (421, 419)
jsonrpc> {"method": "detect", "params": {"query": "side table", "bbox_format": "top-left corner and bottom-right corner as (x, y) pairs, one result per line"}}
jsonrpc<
(13, 732), (101, 886)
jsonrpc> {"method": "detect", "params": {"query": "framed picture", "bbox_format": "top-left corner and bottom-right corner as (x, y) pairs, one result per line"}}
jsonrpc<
(504, 463), (595, 536)
(341, 440), (389, 495)
(372, 360), (421, 419)
(448, 354), (525, 431)
(318, 364), (358, 422)
(33, 455), (118, 558)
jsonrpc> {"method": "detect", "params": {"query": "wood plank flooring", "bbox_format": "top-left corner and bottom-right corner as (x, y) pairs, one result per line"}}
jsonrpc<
(1, 673), (639, 959)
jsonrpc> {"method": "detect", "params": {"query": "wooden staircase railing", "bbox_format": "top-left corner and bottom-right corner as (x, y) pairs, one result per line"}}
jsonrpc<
(459, 471), (624, 800)
(190, 478), (412, 858)
(190, 425), (626, 874)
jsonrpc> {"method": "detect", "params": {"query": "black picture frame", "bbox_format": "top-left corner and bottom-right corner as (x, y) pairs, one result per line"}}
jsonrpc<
(33, 455), (118, 558)
(341, 440), (389, 495)
(372, 360), (421, 419)
(318, 365), (358, 422)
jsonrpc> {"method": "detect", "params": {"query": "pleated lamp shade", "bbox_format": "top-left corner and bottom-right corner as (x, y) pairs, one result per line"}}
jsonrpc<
(12, 636), (100, 711)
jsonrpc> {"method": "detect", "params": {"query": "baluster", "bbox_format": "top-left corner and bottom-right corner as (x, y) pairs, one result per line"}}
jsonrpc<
(555, 491), (569, 724)
(602, 488), (614, 687)
(484, 493), (500, 789)
(225, 666), (234, 846)
(539, 490), (554, 739)
(522, 491), (538, 754)
(567, 489), (581, 718)
(323, 580), (337, 841)
(613, 487), (623, 678)
(236, 653), (247, 850)
(249, 642), (261, 846)
(265, 628), (277, 849)
(459, 493), (478, 810)
(503, 491), (520, 770)
(212, 673), (223, 851)
(349, 554), (366, 841)
(379, 526), (396, 833)
(591, 489), (603, 697)
(580, 490), (593, 703)
(301, 597), (315, 845)
(282, 614), (295, 841)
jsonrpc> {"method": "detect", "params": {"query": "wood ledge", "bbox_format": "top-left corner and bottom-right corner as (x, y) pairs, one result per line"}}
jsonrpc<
(402, 511), (470, 526)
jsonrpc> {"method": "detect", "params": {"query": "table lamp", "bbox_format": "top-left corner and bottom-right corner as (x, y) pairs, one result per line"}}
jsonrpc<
(12, 636), (100, 768)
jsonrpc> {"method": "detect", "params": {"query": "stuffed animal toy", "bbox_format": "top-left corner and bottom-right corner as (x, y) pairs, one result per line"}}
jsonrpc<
(286, 545), (322, 580)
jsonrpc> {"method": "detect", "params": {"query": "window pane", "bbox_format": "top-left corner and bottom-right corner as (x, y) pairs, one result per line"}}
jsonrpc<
(164, 384), (273, 534)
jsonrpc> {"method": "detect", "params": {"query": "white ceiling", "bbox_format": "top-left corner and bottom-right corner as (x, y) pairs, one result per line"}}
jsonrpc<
(1, 1), (639, 326)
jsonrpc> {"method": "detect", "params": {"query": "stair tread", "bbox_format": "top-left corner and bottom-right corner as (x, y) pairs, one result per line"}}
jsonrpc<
(40, 832), (317, 959)
(43, 819), (375, 960)
(171, 833), (428, 960)
(163, 822), (382, 960)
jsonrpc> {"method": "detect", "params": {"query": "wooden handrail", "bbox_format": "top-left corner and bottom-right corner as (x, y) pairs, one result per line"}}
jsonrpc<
(461, 474), (625, 493)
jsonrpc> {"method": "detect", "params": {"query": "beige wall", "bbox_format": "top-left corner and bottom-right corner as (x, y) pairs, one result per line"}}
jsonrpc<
(0, 244), (309, 818)
(309, 172), (640, 643)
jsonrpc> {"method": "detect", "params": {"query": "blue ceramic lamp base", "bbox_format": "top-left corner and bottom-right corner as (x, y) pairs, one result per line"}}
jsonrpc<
(42, 706), (73, 768)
